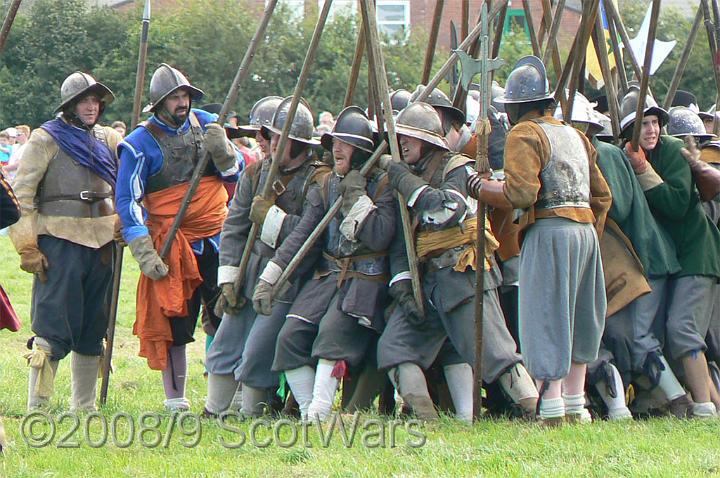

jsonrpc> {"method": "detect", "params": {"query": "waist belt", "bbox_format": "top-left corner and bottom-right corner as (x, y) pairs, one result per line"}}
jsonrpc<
(320, 251), (388, 286)
(41, 191), (113, 203)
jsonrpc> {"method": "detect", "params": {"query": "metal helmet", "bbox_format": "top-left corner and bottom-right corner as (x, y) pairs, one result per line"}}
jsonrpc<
(553, 91), (602, 135)
(236, 96), (283, 137)
(55, 72), (115, 113)
(619, 82), (668, 134)
(410, 85), (466, 127)
(389, 89), (412, 114)
(698, 104), (717, 122)
(670, 89), (699, 113)
(667, 106), (714, 142)
(143, 63), (204, 113)
(496, 56), (553, 104)
(321, 106), (375, 153)
(394, 102), (449, 150)
(491, 80), (506, 112)
(261, 96), (319, 145)
(592, 111), (614, 142)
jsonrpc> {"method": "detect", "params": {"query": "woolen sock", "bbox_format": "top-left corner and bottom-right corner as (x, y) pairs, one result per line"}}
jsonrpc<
(285, 366), (315, 420)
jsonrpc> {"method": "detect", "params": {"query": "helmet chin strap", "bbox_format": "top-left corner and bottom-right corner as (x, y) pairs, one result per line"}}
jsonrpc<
(62, 108), (98, 130)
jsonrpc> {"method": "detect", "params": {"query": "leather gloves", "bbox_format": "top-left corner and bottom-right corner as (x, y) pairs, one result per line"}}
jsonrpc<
(387, 160), (428, 199)
(624, 143), (649, 174)
(205, 123), (236, 172)
(389, 280), (424, 326)
(214, 282), (245, 317)
(20, 247), (48, 282)
(128, 235), (169, 280)
(249, 195), (273, 226)
(466, 172), (512, 209)
(252, 261), (283, 315)
(252, 279), (273, 316)
(339, 170), (367, 216)
(113, 216), (127, 248)
(681, 136), (720, 201)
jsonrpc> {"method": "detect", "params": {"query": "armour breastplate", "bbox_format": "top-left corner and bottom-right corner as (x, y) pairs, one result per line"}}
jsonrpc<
(534, 121), (591, 210)
(38, 126), (114, 218)
(145, 114), (213, 194)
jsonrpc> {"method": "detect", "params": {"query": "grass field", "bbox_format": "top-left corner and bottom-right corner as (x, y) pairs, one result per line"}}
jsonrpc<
(1, 235), (720, 477)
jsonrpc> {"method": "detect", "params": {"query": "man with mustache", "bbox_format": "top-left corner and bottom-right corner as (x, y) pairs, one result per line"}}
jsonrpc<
(204, 97), (330, 418)
(115, 64), (240, 411)
(9, 72), (122, 411)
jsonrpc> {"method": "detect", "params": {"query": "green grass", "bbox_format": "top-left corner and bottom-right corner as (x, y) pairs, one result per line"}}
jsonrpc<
(1, 235), (720, 477)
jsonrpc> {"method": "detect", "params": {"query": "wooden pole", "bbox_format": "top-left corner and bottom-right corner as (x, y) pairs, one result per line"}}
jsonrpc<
(630, 0), (662, 151)
(662, 5), (703, 110)
(232, 0), (332, 295)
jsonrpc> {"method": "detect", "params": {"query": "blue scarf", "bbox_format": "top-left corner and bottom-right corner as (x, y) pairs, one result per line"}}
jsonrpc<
(40, 118), (117, 186)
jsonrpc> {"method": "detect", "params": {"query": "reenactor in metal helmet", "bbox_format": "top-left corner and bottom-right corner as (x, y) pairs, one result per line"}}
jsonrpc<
(231, 96), (283, 162)
(468, 56), (612, 425)
(618, 84), (720, 418)
(204, 96), (331, 418)
(115, 63), (240, 411)
(374, 102), (536, 422)
(559, 92), (680, 420)
(249, 106), (394, 421)
(9, 72), (122, 411)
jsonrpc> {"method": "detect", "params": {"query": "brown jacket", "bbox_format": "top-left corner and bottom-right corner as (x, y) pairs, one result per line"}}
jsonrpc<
(502, 113), (612, 238)
(600, 219), (651, 317)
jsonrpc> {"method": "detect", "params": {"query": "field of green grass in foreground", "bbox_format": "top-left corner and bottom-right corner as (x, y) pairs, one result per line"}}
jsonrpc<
(1, 236), (720, 477)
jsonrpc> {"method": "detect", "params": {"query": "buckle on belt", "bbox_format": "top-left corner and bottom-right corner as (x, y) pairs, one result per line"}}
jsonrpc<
(271, 180), (286, 197)
(79, 191), (92, 202)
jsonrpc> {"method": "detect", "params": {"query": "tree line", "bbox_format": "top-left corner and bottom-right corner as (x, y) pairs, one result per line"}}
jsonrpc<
(0, 0), (711, 128)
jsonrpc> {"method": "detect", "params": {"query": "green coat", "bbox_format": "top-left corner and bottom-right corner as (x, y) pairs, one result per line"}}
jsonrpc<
(644, 136), (720, 278)
(593, 138), (680, 278)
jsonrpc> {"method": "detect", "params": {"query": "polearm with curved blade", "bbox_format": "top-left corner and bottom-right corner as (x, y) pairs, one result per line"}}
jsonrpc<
(158, 0), (279, 259)
(232, 0), (334, 297)
(454, 2), (504, 420)
(0, 0), (21, 54)
(101, 0), (151, 406)
(270, 3), (509, 302)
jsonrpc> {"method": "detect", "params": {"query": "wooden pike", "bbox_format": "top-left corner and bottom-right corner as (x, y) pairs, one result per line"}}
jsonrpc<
(100, 0), (151, 407)
(160, 0), (279, 259)
(699, 0), (720, 135)
(343, 15), (365, 108)
(522, 0), (542, 57)
(605, 0), (628, 93)
(0, 0), (22, 54)
(232, 0), (331, 296)
(566, 0), (600, 116)
(362, 0), (424, 314)
(421, 0), (444, 85)
(630, 0), (662, 152)
(541, 0), (566, 68)
(540, 0), (569, 119)
(711, 0), (720, 135)
(592, 9), (621, 138)
(662, 5), (703, 110)
(462, 0), (470, 41)
(604, 0), (643, 81)
(270, 4), (509, 301)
